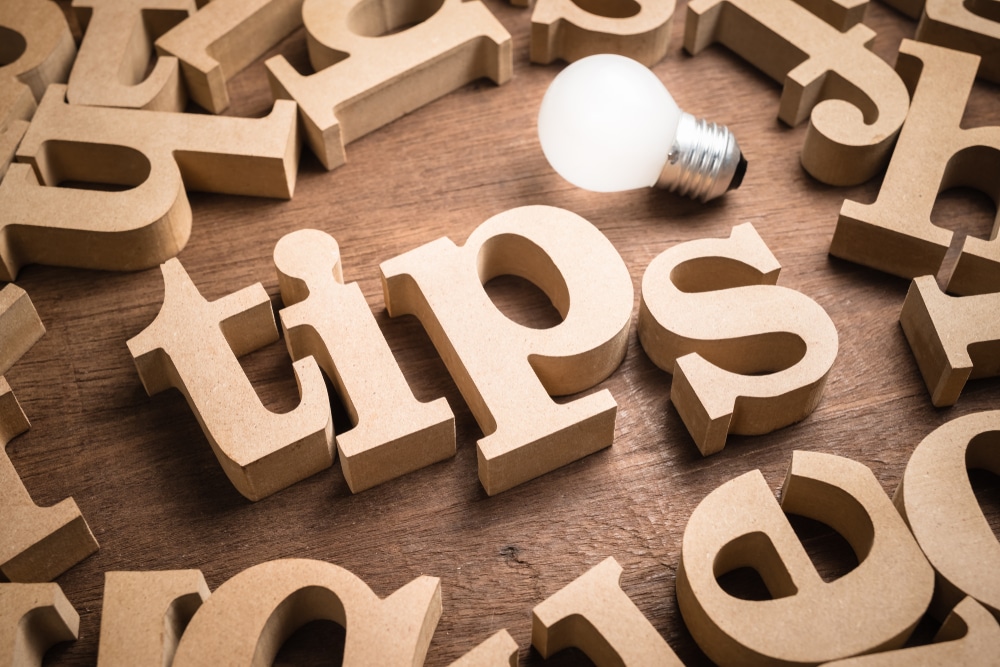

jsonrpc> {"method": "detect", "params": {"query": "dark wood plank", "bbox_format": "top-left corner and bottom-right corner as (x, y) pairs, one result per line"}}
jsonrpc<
(3, 1), (998, 665)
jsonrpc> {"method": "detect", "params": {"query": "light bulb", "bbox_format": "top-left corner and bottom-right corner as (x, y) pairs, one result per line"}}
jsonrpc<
(537, 54), (746, 201)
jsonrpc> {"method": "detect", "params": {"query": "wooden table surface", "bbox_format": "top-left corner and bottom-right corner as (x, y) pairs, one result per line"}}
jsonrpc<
(6, 1), (1000, 664)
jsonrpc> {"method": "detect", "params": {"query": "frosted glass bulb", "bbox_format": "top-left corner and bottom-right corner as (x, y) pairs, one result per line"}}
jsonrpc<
(538, 54), (746, 201)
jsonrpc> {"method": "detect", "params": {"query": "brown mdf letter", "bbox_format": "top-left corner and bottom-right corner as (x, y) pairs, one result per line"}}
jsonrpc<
(895, 411), (1000, 620)
(0, 0), (76, 178)
(171, 559), (441, 666)
(274, 229), (455, 494)
(530, 0), (675, 66)
(68, 0), (194, 111)
(97, 570), (210, 667)
(0, 380), (99, 582)
(0, 584), (79, 666)
(0, 0), (76, 102)
(0, 284), (45, 377)
(0, 85), (298, 281)
(156, 0), (304, 113)
(0, 82), (32, 181)
(684, 0), (909, 185)
(830, 40), (1000, 294)
(266, 0), (512, 170)
(449, 631), (518, 667)
(677, 451), (934, 666)
(824, 597), (1000, 666)
(0, 287), (98, 583)
(899, 276), (1000, 407)
(532, 556), (683, 666)
(638, 223), (838, 456)
(380, 205), (633, 496)
(916, 0), (1000, 83)
(126, 259), (333, 502)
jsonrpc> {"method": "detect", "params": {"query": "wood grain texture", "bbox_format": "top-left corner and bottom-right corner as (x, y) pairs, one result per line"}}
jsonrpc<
(2, 1), (998, 664)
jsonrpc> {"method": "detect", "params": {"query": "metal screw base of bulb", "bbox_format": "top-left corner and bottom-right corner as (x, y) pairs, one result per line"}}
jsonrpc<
(657, 113), (745, 202)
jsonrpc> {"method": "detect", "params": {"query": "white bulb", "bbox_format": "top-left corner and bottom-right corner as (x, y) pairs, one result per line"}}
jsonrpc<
(538, 54), (680, 193)
(537, 54), (745, 201)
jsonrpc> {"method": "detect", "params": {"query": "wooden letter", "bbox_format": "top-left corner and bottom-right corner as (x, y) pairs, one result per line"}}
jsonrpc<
(899, 276), (1000, 407)
(127, 259), (333, 501)
(0, 85), (298, 281)
(684, 0), (910, 185)
(532, 556), (683, 666)
(380, 206), (633, 495)
(824, 597), (1000, 666)
(638, 223), (838, 456)
(878, 0), (923, 20)
(0, 284), (45, 376)
(530, 0), (675, 66)
(97, 571), (210, 667)
(274, 229), (455, 493)
(0, 0), (76, 102)
(831, 40), (1000, 294)
(917, 0), (1000, 83)
(677, 451), (934, 665)
(0, 82), (31, 181)
(0, 0), (76, 178)
(0, 384), (99, 583)
(0, 584), (79, 666)
(171, 559), (441, 666)
(266, 0), (512, 169)
(68, 0), (194, 111)
(0, 286), (98, 583)
(156, 0), (304, 113)
(895, 411), (1000, 619)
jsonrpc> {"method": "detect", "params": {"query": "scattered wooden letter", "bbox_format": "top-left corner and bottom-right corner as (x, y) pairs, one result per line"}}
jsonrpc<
(97, 570), (210, 667)
(916, 0), (1000, 83)
(684, 0), (910, 185)
(127, 259), (333, 501)
(274, 229), (455, 493)
(0, 583), (79, 666)
(0, 81), (31, 181)
(677, 451), (934, 665)
(266, 0), (512, 169)
(830, 40), (1000, 294)
(824, 597), (1000, 666)
(638, 223), (838, 456)
(0, 0), (77, 178)
(530, 0), (675, 66)
(0, 377), (99, 585)
(0, 85), (298, 281)
(0, 0), (76, 102)
(171, 559), (441, 666)
(895, 411), (1000, 619)
(0, 286), (99, 583)
(380, 206), (633, 495)
(68, 0), (194, 111)
(156, 0), (304, 113)
(532, 556), (683, 665)
(92, 560), (512, 667)
(899, 276), (1000, 407)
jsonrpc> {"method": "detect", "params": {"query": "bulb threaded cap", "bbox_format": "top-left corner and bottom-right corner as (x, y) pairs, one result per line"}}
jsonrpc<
(656, 113), (745, 202)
